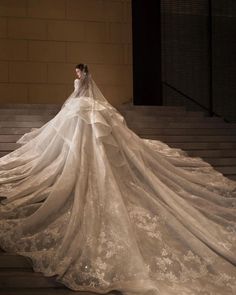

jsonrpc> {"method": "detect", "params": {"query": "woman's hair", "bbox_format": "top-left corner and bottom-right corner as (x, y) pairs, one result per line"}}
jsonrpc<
(75, 63), (90, 96)
(75, 63), (89, 75)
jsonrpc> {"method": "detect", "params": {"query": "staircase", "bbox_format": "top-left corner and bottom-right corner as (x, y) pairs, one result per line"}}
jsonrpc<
(0, 102), (236, 180)
(0, 102), (236, 293)
(118, 102), (236, 181)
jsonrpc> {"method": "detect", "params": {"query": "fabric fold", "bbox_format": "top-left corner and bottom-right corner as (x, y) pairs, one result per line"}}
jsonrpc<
(1, 77), (236, 295)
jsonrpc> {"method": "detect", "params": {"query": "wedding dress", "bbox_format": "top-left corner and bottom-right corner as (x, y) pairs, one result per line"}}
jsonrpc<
(0, 73), (236, 295)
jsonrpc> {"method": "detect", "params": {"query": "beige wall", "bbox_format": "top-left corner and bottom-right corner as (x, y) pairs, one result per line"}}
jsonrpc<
(0, 0), (132, 107)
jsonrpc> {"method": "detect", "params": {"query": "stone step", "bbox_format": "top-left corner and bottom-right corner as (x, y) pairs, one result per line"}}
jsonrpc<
(167, 142), (236, 150)
(118, 104), (186, 111)
(183, 111), (206, 117)
(202, 157), (236, 166)
(0, 143), (21, 150)
(0, 103), (61, 109)
(0, 287), (120, 295)
(0, 115), (54, 122)
(0, 135), (27, 142)
(122, 109), (198, 117)
(118, 103), (207, 118)
(129, 122), (236, 129)
(0, 250), (117, 293)
(185, 149), (236, 158)
(0, 128), (32, 135)
(137, 128), (236, 135)
(227, 175), (236, 180)
(126, 116), (223, 123)
(0, 253), (32, 269)
(120, 106), (208, 118)
(0, 109), (59, 115)
(0, 271), (63, 289)
(215, 166), (236, 175)
(143, 135), (236, 143)
(126, 118), (226, 127)
(0, 251), (120, 293)
(0, 151), (9, 157)
(0, 122), (45, 128)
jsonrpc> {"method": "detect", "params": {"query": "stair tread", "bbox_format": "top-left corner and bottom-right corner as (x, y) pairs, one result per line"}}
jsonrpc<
(0, 287), (120, 295)
(0, 103), (61, 109)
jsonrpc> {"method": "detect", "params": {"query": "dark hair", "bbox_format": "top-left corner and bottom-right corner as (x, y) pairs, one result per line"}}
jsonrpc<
(75, 63), (89, 75)
(75, 63), (90, 96)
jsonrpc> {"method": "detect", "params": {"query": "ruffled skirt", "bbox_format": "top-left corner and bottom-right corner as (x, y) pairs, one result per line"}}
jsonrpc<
(0, 97), (236, 295)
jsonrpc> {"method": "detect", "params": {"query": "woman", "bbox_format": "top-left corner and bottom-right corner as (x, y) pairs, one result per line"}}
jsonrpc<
(0, 64), (236, 295)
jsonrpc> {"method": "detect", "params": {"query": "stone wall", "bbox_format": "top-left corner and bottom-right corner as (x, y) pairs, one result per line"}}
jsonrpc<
(0, 0), (132, 106)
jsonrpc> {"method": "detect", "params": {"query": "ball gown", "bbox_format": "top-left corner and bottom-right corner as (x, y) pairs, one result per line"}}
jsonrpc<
(0, 74), (236, 295)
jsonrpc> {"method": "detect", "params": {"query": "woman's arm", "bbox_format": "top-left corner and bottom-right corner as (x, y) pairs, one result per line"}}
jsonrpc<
(74, 78), (80, 92)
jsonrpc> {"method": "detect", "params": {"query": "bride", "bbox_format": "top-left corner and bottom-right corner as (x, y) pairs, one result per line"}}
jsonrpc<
(0, 63), (236, 295)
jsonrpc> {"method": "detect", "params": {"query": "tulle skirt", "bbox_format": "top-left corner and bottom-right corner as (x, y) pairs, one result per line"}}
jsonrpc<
(0, 96), (236, 295)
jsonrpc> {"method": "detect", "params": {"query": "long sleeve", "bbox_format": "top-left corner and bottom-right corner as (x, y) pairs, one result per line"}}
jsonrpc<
(74, 78), (80, 92)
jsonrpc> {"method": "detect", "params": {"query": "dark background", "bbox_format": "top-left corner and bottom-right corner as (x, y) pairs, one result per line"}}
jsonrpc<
(132, 0), (236, 122)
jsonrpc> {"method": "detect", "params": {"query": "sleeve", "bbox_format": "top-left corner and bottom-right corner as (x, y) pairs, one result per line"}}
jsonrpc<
(74, 79), (80, 91)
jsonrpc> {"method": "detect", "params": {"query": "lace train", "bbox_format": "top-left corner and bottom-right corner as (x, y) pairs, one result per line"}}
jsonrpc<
(0, 96), (236, 295)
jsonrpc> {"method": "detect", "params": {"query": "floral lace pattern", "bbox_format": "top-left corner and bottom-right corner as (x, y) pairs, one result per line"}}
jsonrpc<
(1, 94), (236, 295)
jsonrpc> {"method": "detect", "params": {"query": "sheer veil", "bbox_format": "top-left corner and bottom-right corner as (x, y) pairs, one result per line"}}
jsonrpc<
(61, 71), (117, 112)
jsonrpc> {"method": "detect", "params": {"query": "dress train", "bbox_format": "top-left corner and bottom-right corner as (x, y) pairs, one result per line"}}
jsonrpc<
(0, 77), (236, 295)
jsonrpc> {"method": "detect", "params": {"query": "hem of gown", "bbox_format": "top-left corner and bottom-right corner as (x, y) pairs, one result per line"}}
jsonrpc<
(56, 277), (160, 295)
(0, 245), (159, 295)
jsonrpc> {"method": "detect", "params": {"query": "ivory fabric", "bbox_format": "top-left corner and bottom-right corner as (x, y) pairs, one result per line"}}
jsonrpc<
(0, 76), (236, 295)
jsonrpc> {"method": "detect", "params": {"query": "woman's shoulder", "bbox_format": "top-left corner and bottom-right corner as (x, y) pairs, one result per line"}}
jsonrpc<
(74, 78), (80, 87)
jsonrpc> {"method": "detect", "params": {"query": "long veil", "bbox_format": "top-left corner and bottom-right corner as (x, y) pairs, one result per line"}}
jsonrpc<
(61, 72), (118, 112)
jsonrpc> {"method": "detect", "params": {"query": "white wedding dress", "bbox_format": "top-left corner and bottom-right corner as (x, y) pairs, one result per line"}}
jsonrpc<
(0, 75), (236, 295)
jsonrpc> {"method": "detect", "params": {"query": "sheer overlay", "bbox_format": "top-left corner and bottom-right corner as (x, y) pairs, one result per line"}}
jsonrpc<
(0, 73), (236, 295)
